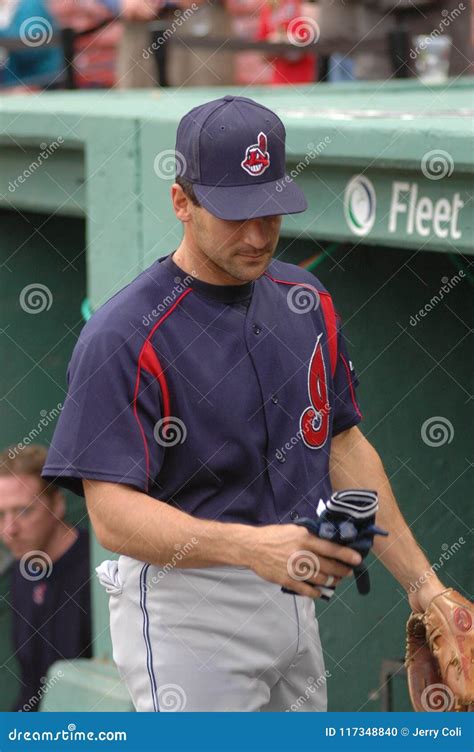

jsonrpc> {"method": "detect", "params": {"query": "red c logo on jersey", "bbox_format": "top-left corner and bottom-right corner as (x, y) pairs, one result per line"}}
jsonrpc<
(300, 333), (330, 449)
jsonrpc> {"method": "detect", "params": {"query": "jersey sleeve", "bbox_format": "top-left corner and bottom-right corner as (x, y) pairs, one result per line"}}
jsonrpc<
(41, 325), (165, 497)
(331, 318), (363, 437)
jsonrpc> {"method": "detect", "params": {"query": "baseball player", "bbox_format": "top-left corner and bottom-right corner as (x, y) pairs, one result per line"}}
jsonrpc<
(41, 95), (472, 712)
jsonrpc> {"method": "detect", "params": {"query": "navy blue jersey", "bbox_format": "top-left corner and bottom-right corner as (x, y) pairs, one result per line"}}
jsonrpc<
(42, 253), (363, 525)
(10, 526), (91, 711)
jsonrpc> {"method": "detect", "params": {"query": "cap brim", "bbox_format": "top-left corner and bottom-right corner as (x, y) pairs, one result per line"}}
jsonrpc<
(193, 176), (307, 221)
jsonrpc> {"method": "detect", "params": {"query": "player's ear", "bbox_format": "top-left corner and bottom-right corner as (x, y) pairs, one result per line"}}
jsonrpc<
(171, 183), (193, 222)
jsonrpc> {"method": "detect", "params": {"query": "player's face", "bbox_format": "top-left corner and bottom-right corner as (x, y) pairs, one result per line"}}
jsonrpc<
(189, 203), (282, 283)
(0, 475), (64, 559)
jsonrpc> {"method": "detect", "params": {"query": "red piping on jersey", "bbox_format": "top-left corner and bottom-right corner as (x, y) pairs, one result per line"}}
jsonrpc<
(318, 293), (338, 380)
(263, 272), (338, 378)
(340, 352), (363, 419)
(133, 288), (192, 490)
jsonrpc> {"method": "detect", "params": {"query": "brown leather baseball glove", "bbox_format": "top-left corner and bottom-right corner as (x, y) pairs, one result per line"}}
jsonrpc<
(405, 588), (474, 712)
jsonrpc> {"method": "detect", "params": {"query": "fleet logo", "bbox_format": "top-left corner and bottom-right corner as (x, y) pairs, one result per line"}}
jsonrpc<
(344, 175), (376, 237)
(388, 182), (464, 240)
(241, 132), (270, 176)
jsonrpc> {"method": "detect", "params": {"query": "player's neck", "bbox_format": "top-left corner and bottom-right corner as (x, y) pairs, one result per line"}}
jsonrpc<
(172, 244), (248, 287)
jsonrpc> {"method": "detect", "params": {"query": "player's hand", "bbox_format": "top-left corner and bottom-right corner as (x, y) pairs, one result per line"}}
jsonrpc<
(247, 523), (362, 598)
(121, 0), (162, 22)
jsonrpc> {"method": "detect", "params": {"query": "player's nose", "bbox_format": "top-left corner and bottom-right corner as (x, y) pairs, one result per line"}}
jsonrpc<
(241, 218), (272, 251)
(1, 511), (20, 535)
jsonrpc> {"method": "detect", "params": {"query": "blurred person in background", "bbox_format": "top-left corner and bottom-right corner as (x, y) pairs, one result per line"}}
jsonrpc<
(0, 445), (91, 712)
(0, 0), (62, 90)
(98, 0), (234, 88)
(257, 0), (317, 84)
(48, 0), (122, 88)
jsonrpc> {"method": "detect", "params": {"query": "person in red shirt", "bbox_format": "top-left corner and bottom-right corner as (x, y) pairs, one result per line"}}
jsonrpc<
(257, 0), (317, 84)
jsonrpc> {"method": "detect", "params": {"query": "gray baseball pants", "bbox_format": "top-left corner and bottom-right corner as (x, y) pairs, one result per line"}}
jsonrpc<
(96, 556), (328, 712)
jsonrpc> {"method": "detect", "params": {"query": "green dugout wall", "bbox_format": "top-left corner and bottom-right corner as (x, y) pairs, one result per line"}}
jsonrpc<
(0, 79), (472, 712)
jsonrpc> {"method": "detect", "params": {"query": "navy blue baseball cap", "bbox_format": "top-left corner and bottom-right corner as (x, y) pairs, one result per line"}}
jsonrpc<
(174, 95), (308, 221)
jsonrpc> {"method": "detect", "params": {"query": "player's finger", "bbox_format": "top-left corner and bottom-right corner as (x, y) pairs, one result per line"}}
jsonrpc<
(285, 581), (322, 599)
(308, 573), (342, 588)
(304, 535), (362, 567)
(314, 556), (353, 579)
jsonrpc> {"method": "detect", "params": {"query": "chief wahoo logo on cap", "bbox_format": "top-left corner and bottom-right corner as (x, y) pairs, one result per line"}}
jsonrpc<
(241, 132), (270, 177)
